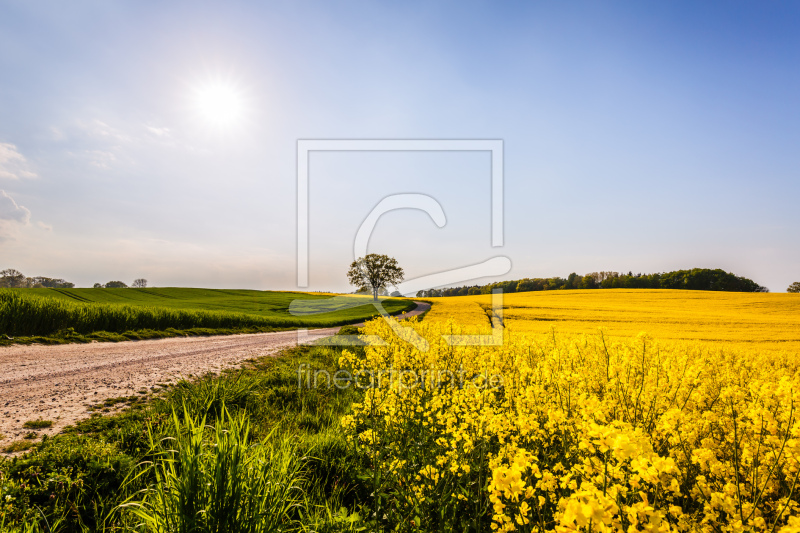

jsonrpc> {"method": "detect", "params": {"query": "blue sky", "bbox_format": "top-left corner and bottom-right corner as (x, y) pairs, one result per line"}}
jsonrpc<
(0, 1), (798, 292)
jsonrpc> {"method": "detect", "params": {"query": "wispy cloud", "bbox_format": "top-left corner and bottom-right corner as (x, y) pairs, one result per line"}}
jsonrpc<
(0, 143), (37, 180)
(0, 189), (31, 241)
(145, 125), (171, 138)
(77, 119), (132, 143)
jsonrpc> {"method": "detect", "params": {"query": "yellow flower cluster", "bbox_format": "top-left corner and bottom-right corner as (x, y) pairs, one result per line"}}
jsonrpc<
(339, 314), (800, 532)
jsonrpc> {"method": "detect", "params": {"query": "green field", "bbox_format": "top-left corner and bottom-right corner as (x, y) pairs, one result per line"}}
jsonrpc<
(0, 288), (415, 339)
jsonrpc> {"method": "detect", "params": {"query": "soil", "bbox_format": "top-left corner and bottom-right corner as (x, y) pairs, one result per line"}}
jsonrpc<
(0, 302), (429, 449)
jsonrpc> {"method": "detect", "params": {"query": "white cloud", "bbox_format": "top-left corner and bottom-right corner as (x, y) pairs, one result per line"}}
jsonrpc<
(0, 143), (37, 180)
(77, 119), (131, 143)
(66, 149), (122, 170)
(0, 190), (30, 224)
(145, 125), (171, 138)
(37, 221), (53, 231)
(0, 189), (31, 241)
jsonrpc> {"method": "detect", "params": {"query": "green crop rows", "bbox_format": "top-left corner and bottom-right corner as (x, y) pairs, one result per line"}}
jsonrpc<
(0, 288), (414, 338)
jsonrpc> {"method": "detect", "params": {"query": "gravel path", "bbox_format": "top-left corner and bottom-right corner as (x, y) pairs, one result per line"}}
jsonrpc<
(0, 302), (430, 448)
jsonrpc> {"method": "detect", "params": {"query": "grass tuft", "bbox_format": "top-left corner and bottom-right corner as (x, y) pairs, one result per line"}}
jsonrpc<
(21, 419), (52, 429)
(2, 440), (36, 453)
(123, 406), (308, 533)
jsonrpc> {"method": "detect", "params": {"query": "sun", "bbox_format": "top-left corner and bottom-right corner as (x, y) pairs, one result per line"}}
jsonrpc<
(193, 81), (245, 128)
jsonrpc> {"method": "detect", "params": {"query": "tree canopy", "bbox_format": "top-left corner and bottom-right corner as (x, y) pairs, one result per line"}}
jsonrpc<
(347, 254), (404, 301)
(788, 282), (800, 293)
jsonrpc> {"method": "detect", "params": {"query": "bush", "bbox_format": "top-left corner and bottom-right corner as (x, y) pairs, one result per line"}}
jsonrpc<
(337, 325), (363, 336)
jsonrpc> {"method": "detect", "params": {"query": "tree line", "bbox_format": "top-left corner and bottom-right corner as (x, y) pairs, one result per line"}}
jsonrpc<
(93, 279), (148, 289)
(1, 268), (148, 289)
(0, 268), (74, 289)
(416, 268), (770, 297)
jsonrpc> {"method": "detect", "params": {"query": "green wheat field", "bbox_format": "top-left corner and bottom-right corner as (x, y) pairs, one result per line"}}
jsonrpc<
(0, 288), (414, 341)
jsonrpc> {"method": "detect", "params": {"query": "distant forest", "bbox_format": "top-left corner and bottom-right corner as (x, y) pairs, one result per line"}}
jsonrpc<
(416, 268), (769, 297)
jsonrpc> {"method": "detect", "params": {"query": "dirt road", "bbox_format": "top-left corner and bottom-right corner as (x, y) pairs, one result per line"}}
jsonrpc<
(0, 302), (430, 448)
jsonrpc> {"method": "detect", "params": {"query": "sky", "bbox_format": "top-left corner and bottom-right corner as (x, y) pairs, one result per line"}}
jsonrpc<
(0, 1), (799, 292)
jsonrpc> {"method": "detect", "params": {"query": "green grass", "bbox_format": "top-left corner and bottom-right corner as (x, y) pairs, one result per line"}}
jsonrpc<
(0, 288), (415, 339)
(21, 420), (52, 430)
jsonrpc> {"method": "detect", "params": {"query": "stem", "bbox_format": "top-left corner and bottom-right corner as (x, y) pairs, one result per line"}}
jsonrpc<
(730, 399), (744, 523)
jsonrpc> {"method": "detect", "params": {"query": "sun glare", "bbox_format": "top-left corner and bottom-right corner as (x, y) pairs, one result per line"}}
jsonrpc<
(193, 81), (245, 128)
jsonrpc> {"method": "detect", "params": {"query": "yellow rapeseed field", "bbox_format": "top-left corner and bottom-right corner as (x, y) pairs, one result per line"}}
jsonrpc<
(422, 295), (489, 325)
(339, 289), (800, 532)
(437, 289), (800, 356)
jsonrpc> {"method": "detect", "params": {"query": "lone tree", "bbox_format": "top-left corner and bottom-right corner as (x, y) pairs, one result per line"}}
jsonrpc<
(132, 278), (148, 288)
(347, 254), (404, 301)
(104, 281), (128, 288)
(788, 282), (800, 293)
